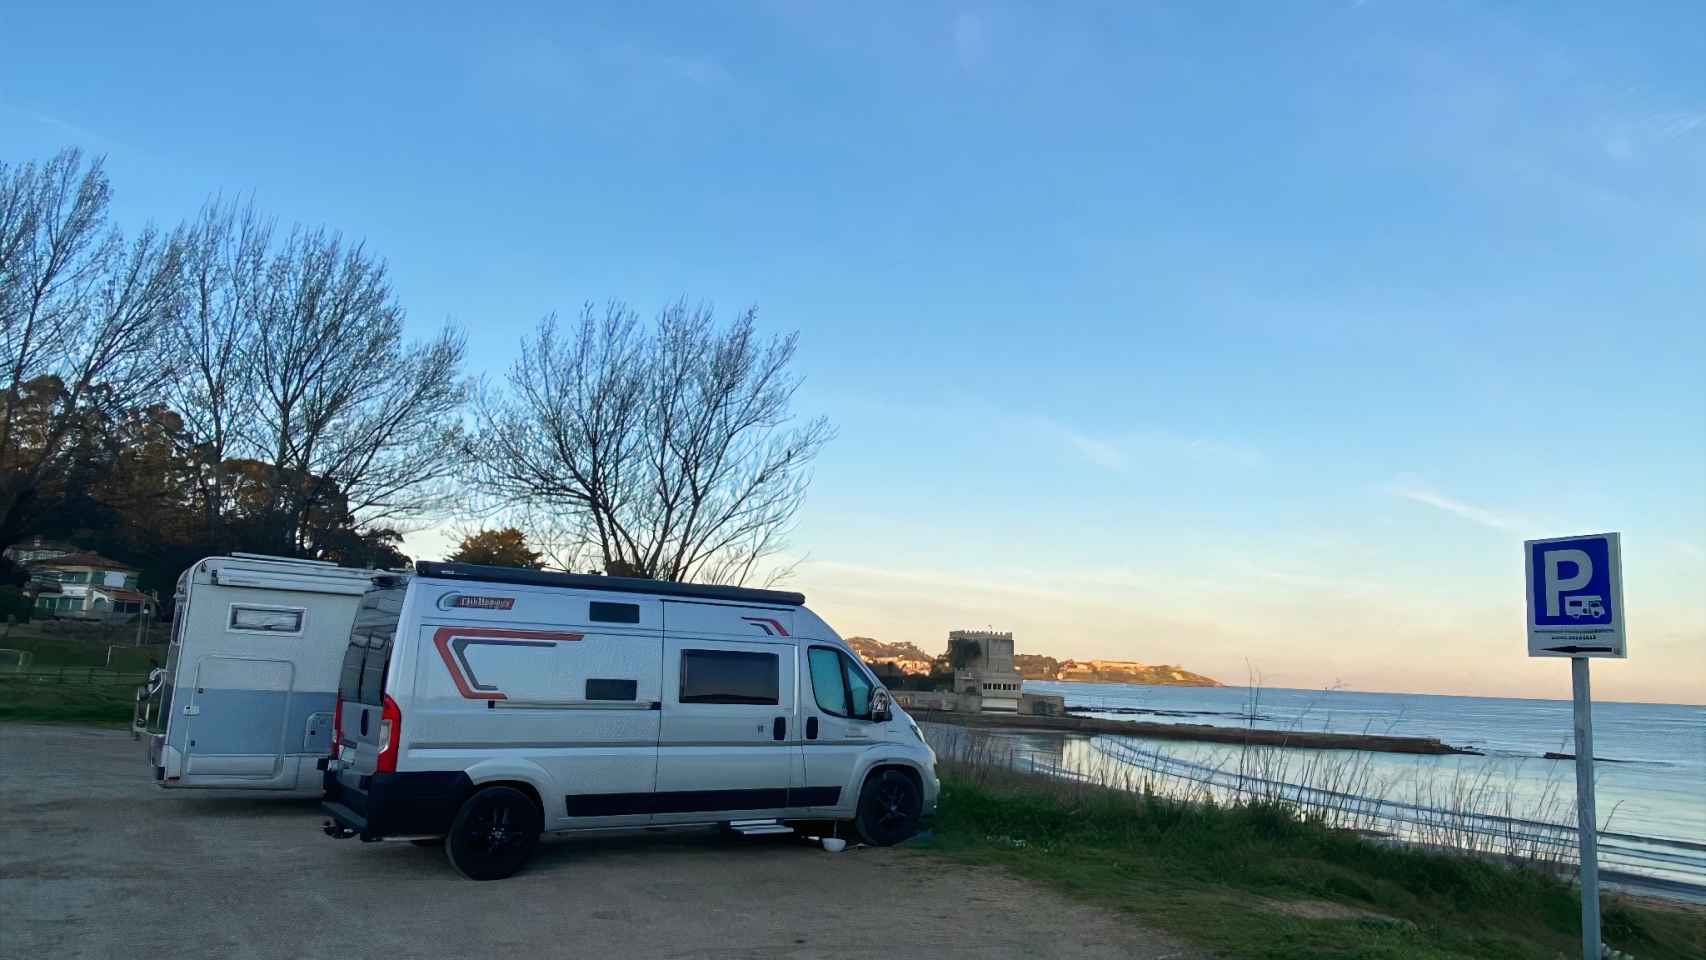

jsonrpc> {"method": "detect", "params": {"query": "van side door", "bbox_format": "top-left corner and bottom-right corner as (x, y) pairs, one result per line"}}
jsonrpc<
(655, 636), (798, 822)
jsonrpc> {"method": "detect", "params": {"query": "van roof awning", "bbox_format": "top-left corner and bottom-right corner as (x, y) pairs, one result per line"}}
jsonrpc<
(414, 561), (804, 608)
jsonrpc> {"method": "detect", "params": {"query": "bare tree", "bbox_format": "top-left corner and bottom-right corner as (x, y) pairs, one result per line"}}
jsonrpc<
(166, 196), (271, 537)
(466, 301), (833, 585)
(0, 149), (183, 547)
(243, 226), (467, 554)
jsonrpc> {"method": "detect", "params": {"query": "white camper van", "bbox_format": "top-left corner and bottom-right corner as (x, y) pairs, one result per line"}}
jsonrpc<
(143, 555), (387, 791)
(321, 562), (939, 880)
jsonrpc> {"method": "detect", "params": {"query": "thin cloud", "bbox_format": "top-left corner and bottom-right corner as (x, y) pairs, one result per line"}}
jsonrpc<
(1022, 414), (1263, 474)
(1388, 479), (1516, 531)
(1672, 540), (1706, 562)
(0, 104), (134, 154)
(1600, 109), (1706, 162)
(1063, 429), (1130, 472)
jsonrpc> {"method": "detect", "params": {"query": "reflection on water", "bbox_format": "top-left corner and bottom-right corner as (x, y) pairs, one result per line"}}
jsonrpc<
(1015, 682), (1706, 847)
(921, 717), (1706, 886)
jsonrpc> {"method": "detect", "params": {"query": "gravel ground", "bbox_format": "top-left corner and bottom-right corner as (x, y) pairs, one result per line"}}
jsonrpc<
(0, 723), (1194, 960)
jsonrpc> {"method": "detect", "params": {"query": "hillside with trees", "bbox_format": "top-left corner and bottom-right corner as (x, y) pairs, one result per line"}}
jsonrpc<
(1035, 658), (1221, 687)
(846, 637), (1221, 688)
(844, 636), (936, 674)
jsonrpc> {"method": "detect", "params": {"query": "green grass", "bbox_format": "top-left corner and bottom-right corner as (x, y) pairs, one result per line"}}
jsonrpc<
(0, 630), (164, 724)
(0, 626), (166, 671)
(921, 764), (1706, 960)
(0, 675), (142, 724)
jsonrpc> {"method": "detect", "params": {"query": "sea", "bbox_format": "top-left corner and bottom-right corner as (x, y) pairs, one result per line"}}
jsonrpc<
(923, 681), (1706, 888)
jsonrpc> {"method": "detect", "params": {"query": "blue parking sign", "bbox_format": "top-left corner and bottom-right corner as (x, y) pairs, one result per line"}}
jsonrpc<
(1525, 533), (1626, 658)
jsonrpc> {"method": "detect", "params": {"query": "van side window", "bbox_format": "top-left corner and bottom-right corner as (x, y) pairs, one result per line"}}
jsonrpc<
(589, 602), (640, 623)
(228, 604), (305, 634)
(679, 649), (778, 705)
(586, 678), (638, 701)
(808, 647), (850, 716)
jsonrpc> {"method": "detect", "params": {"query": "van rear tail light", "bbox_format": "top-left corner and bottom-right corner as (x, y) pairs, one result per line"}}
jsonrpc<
(376, 694), (401, 773)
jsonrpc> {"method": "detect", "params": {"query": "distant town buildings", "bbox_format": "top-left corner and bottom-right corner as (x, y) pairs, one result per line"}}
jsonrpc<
(854, 641), (934, 676)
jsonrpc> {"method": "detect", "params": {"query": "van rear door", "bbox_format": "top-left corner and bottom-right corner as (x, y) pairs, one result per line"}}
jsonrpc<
(334, 585), (405, 779)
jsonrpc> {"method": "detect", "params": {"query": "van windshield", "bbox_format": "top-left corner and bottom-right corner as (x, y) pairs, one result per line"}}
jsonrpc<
(338, 585), (406, 707)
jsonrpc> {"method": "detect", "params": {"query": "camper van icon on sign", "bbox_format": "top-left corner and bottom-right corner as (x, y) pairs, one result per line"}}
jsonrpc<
(1565, 595), (1605, 619)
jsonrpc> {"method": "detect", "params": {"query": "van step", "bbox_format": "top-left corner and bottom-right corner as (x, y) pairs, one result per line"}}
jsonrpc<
(728, 819), (794, 836)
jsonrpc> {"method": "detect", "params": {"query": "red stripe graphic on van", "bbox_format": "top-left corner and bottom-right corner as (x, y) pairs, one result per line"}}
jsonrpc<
(740, 617), (789, 637)
(432, 627), (584, 701)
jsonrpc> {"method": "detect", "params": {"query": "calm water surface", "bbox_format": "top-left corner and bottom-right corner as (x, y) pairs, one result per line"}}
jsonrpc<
(926, 682), (1706, 883)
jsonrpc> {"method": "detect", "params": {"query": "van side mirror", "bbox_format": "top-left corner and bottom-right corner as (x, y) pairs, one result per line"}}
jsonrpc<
(870, 688), (892, 723)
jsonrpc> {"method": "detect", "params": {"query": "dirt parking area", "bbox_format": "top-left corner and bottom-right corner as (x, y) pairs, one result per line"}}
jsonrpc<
(0, 724), (1191, 960)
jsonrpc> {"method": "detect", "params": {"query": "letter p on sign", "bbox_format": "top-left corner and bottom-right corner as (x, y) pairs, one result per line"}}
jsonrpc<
(1542, 550), (1592, 617)
(1525, 533), (1626, 658)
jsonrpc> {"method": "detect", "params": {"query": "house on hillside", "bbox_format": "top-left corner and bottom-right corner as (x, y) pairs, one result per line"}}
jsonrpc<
(26, 551), (147, 618)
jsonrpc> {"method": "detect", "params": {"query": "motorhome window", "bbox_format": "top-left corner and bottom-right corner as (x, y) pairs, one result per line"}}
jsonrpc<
(680, 649), (779, 705)
(228, 605), (304, 633)
(808, 647), (850, 716)
(589, 602), (640, 624)
(586, 678), (638, 701)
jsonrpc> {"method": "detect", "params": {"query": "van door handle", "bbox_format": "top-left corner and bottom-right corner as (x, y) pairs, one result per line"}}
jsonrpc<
(806, 717), (818, 740)
(772, 717), (785, 741)
(183, 705), (200, 717)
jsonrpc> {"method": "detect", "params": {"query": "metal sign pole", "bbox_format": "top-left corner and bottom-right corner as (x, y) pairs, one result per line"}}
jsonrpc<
(1570, 656), (1601, 960)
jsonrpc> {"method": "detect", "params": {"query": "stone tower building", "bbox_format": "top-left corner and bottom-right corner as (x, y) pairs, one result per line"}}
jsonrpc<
(950, 629), (1022, 713)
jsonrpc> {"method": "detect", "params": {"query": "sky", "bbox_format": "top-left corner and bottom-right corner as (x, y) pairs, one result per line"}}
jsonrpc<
(4, 2), (1703, 703)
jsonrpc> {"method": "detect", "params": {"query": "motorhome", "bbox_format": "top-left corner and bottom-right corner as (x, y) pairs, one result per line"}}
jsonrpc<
(321, 561), (939, 880)
(1565, 595), (1605, 619)
(142, 555), (388, 791)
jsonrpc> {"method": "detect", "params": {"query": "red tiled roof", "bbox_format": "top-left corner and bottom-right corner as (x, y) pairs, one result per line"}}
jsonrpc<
(30, 551), (138, 572)
(92, 586), (150, 603)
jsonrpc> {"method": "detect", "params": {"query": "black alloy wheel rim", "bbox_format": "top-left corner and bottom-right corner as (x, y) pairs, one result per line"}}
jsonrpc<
(877, 779), (914, 830)
(471, 801), (522, 857)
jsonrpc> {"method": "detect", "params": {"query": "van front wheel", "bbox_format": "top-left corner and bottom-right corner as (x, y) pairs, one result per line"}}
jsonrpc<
(444, 786), (541, 881)
(854, 770), (921, 847)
